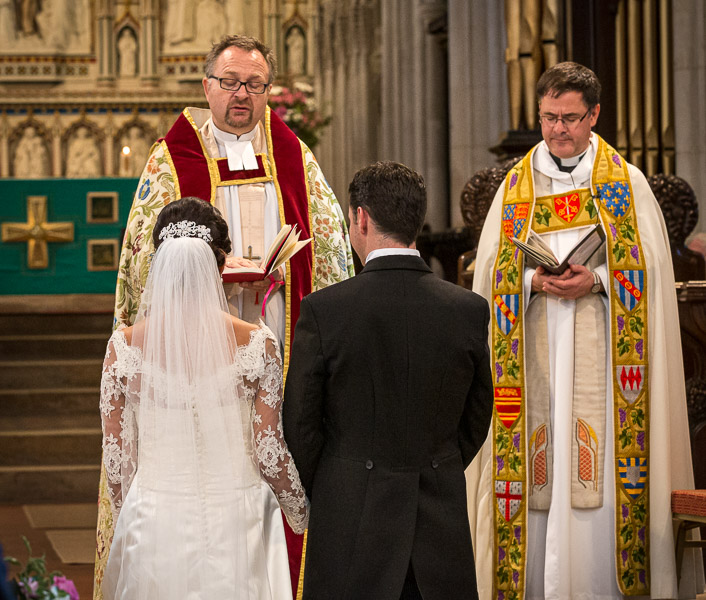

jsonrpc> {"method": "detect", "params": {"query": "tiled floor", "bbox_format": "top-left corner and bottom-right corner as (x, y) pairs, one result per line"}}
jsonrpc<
(1, 502), (705, 599)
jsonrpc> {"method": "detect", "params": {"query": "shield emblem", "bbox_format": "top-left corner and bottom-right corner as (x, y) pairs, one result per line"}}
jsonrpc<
(495, 480), (523, 521)
(613, 270), (644, 312)
(495, 387), (521, 428)
(502, 203), (530, 239)
(617, 365), (645, 404)
(554, 192), (581, 223)
(617, 457), (647, 499)
(596, 181), (631, 218)
(494, 294), (519, 335)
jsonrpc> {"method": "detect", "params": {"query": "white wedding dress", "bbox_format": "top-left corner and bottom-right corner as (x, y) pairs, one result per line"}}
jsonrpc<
(98, 236), (308, 600)
(101, 326), (306, 600)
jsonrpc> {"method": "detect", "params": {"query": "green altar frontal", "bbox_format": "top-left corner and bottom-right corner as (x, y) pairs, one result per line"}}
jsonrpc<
(0, 179), (137, 295)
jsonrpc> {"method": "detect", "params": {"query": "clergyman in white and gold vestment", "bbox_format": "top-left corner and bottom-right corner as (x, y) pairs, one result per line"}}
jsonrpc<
(467, 61), (704, 600)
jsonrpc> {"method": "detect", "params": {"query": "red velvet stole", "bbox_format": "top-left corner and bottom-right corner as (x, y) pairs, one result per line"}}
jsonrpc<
(161, 109), (312, 358)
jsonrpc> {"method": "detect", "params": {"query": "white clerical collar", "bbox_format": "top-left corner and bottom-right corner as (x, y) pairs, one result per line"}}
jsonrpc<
(210, 120), (259, 171)
(365, 247), (420, 263)
(534, 134), (597, 189)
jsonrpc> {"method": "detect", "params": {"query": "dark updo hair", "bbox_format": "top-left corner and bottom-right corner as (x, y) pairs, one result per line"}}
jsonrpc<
(153, 197), (232, 268)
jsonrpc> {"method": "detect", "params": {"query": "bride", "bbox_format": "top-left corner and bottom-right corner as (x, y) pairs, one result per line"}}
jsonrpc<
(100, 197), (309, 599)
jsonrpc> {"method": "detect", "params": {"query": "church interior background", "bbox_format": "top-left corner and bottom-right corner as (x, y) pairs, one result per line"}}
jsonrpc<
(1, 0), (705, 597)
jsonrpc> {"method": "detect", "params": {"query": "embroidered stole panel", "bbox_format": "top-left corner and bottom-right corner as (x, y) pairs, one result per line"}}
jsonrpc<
(489, 137), (650, 598)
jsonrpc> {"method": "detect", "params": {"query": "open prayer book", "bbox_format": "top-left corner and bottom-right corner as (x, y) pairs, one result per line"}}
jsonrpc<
(511, 224), (606, 275)
(221, 224), (312, 283)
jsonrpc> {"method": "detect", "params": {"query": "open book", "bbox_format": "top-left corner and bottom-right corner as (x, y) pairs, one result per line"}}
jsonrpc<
(221, 224), (312, 283)
(511, 224), (606, 275)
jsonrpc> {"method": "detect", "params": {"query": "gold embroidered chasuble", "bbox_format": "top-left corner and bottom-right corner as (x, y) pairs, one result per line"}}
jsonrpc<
(489, 136), (650, 597)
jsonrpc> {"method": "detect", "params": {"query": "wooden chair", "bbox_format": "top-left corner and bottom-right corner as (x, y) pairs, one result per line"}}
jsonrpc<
(672, 489), (706, 586)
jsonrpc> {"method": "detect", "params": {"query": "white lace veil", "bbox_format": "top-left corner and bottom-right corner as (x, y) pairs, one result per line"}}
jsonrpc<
(110, 236), (272, 598)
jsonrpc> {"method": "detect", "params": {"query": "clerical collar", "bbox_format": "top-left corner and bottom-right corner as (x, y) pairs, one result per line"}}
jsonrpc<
(211, 121), (259, 171)
(549, 151), (586, 173)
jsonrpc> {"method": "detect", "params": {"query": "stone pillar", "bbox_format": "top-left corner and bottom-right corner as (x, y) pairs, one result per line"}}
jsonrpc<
(139, 0), (160, 86)
(419, 0), (448, 231)
(447, 0), (508, 227)
(96, 0), (115, 85)
(264, 0), (283, 68)
(673, 0), (706, 233)
(0, 113), (9, 178)
(51, 112), (62, 177)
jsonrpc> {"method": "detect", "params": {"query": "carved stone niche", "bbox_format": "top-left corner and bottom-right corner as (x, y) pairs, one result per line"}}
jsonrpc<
(647, 173), (706, 282)
(457, 158), (517, 289)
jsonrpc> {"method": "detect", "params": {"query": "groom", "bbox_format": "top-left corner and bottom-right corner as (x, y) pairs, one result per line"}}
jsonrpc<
(283, 161), (494, 599)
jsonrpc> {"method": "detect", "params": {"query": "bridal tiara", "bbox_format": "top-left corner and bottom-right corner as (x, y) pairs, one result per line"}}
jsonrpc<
(158, 220), (213, 243)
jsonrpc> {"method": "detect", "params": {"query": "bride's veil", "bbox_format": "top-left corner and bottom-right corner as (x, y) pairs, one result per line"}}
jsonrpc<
(112, 236), (269, 598)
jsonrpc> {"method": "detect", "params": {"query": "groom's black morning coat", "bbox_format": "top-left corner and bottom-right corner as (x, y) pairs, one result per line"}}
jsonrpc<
(283, 254), (493, 600)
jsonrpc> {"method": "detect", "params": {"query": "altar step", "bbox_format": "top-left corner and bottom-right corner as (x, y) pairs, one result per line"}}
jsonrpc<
(0, 303), (112, 503)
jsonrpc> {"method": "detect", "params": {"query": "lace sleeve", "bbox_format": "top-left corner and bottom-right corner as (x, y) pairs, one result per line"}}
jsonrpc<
(99, 332), (137, 520)
(251, 334), (310, 534)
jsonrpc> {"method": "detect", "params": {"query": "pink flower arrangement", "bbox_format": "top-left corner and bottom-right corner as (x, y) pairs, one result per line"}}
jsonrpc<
(4, 537), (79, 599)
(268, 86), (331, 149)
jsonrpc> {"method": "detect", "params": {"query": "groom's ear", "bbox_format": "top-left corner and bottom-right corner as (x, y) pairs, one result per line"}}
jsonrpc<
(357, 207), (370, 236)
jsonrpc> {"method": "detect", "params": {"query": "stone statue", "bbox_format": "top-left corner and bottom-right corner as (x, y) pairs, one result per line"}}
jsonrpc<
(119, 126), (150, 177)
(66, 127), (102, 178)
(166, 0), (197, 45)
(19, 0), (39, 36)
(118, 28), (137, 78)
(196, 0), (226, 46)
(13, 126), (49, 178)
(0, 0), (15, 44)
(286, 27), (306, 76)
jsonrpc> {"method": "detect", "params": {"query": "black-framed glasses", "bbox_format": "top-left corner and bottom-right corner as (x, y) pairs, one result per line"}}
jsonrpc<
(207, 76), (269, 94)
(538, 107), (592, 129)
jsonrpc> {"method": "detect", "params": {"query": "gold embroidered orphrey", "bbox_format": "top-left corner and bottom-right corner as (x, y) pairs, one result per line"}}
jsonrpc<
(490, 136), (649, 598)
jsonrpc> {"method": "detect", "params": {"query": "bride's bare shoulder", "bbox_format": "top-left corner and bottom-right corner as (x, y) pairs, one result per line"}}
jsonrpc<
(227, 314), (259, 346)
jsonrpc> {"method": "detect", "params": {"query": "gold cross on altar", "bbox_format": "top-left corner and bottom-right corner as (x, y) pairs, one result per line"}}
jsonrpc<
(1, 196), (74, 269)
(243, 245), (260, 261)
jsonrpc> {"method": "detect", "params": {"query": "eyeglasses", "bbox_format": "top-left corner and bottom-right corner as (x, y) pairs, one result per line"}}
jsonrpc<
(538, 107), (592, 129)
(207, 76), (269, 94)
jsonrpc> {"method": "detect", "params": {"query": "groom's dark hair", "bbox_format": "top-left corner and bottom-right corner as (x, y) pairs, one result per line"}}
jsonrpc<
(348, 161), (426, 246)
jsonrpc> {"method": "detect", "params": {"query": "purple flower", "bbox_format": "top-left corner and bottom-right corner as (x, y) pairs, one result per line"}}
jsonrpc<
(622, 503), (629, 522)
(621, 549), (628, 566)
(509, 172), (518, 189)
(635, 339), (643, 360)
(512, 570), (519, 586)
(619, 408), (626, 428)
(609, 223), (617, 238)
(514, 525), (521, 541)
(499, 546), (506, 562)
(496, 269), (503, 287)
(499, 593), (505, 600)
(639, 569), (646, 584)
(612, 154), (622, 167)
(638, 526), (645, 543)
(511, 338), (519, 356)
(496, 455), (504, 475)
(513, 433), (520, 451)
(53, 575), (80, 600)
(495, 362), (503, 382)
(617, 315), (625, 333)
(19, 578), (39, 595)
(631, 245), (640, 264)
(637, 431), (645, 451)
